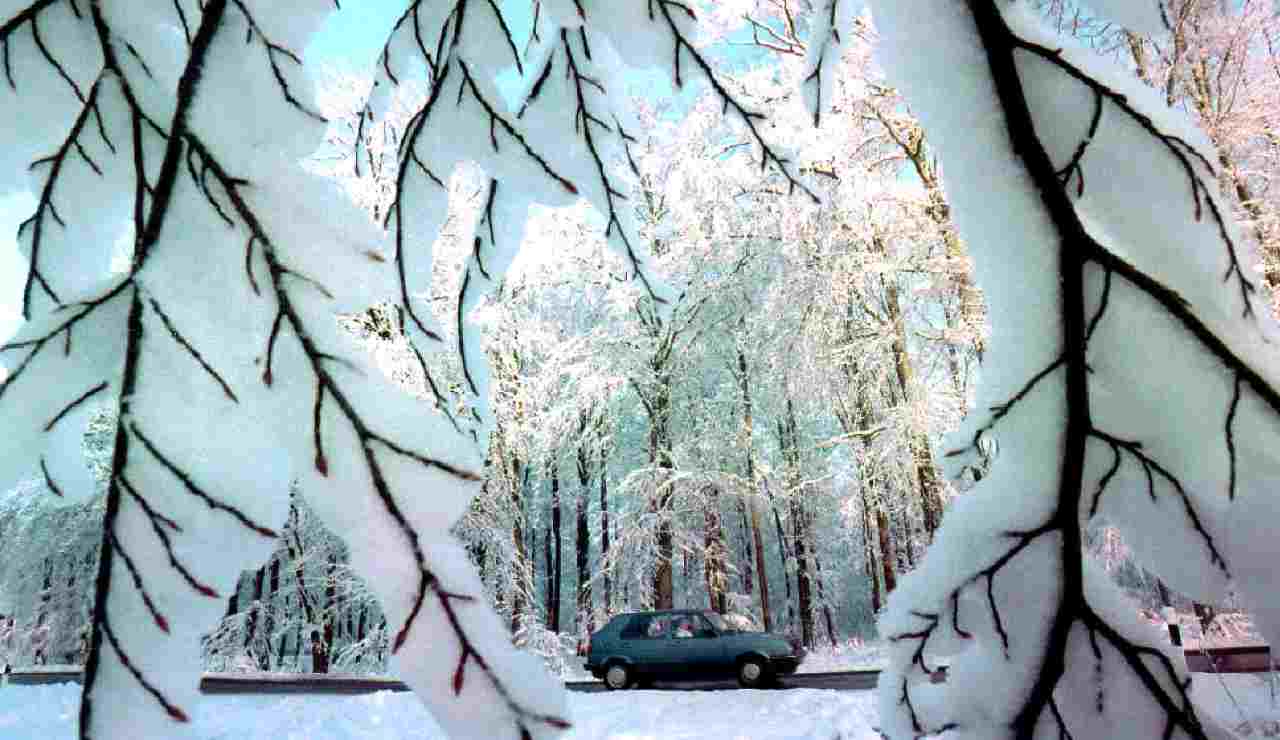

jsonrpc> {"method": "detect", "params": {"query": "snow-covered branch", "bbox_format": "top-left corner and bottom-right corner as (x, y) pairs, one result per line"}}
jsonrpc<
(871, 2), (1280, 738)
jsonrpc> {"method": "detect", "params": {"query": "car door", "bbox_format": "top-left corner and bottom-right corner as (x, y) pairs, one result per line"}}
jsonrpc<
(621, 614), (672, 676)
(668, 613), (727, 676)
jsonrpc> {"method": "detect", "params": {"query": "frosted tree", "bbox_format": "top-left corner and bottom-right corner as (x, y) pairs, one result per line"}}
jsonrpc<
(865, 2), (1280, 739)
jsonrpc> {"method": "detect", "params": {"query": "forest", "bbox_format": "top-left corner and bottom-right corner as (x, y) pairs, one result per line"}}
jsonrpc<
(1, 1), (1279, 739)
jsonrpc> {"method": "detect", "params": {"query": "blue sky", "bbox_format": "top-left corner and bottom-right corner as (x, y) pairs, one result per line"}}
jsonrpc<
(307, 0), (427, 72)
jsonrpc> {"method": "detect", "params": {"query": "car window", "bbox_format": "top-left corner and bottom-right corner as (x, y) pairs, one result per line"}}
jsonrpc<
(720, 612), (761, 632)
(619, 615), (647, 639)
(702, 612), (729, 632)
(644, 616), (671, 638)
(672, 615), (715, 639)
(621, 614), (673, 639)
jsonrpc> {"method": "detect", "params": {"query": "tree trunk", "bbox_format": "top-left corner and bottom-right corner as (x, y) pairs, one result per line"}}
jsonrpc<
(681, 550), (692, 608)
(316, 552), (336, 674)
(275, 625), (287, 667)
(575, 429), (592, 631)
(648, 375), (675, 610)
(790, 496), (815, 648)
(599, 445), (612, 618)
(863, 493), (881, 614)
(244, 567), (264, 656)
(895, 501), (917, 572)
(550, 463), (562, 634)
(702, 486), (729, 614)
(737, 344), (771, 630)
(813, 552), (839, 648)
(736, 498), (754, 598)
(875, 506), (898, 595)
(748, 499), (771, 632)
(542, 527), (553, 633)
(311, 629), (329, 675)
(284, 500), (317, 635)
(778, 400), (808, 641)
(851, 359), (898, 599)
(261, 556), (280, 670)
(652, 503), (675, 609)
(765, 485), (795, 632)
(508, 453), (529, 634)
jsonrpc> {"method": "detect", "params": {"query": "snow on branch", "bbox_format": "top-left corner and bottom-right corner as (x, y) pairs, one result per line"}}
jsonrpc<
(868, 0), (1280, 738)
(182, 105), (569, 740)
(800, 0), (856, 129)
(226, 0), (327, 125)
(1, 1), (570, 738)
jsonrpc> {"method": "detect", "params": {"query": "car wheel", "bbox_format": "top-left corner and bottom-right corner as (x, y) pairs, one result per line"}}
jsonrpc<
(604, 663), (632, 691)
(737, 657), (769, 689)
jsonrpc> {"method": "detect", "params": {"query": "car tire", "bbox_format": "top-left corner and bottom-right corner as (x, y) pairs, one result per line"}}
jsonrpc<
(603, 662), (632, 691)
(736, 657), (770, 689)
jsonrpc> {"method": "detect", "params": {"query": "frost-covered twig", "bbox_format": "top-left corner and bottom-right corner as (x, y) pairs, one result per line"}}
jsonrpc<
(641, 1), (817, 203)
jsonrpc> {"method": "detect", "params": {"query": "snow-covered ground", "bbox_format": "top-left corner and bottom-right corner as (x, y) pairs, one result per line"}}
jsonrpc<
(3, 671), (1274, 739)
(1194, 673), (1280, 736)
(795, 641), (886, 674)
(0, 682), (882, 739)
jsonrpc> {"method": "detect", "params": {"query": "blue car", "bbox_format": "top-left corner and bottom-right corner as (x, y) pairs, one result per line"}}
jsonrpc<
(583, 609), (805, 689)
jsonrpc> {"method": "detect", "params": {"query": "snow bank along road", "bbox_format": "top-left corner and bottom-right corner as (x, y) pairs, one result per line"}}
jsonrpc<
(3, 675), (1276, 739)
(6, 668), (891, 693)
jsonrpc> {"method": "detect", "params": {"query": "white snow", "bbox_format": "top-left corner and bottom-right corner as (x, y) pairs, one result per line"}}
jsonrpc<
(4, 673), (1278, 739)
(1193, 673), (1280, 738)
(796, 642), (887, 674)
(0, 682), (884, 740)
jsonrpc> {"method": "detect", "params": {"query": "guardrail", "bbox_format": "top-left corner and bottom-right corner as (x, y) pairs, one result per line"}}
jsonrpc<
(3, 670), (418, 693)
(1184, 645), (1275, 673)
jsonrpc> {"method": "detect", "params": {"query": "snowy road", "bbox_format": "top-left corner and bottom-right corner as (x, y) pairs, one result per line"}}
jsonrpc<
(2, 674), (1278, 738)
(0, 682), (885, 739)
